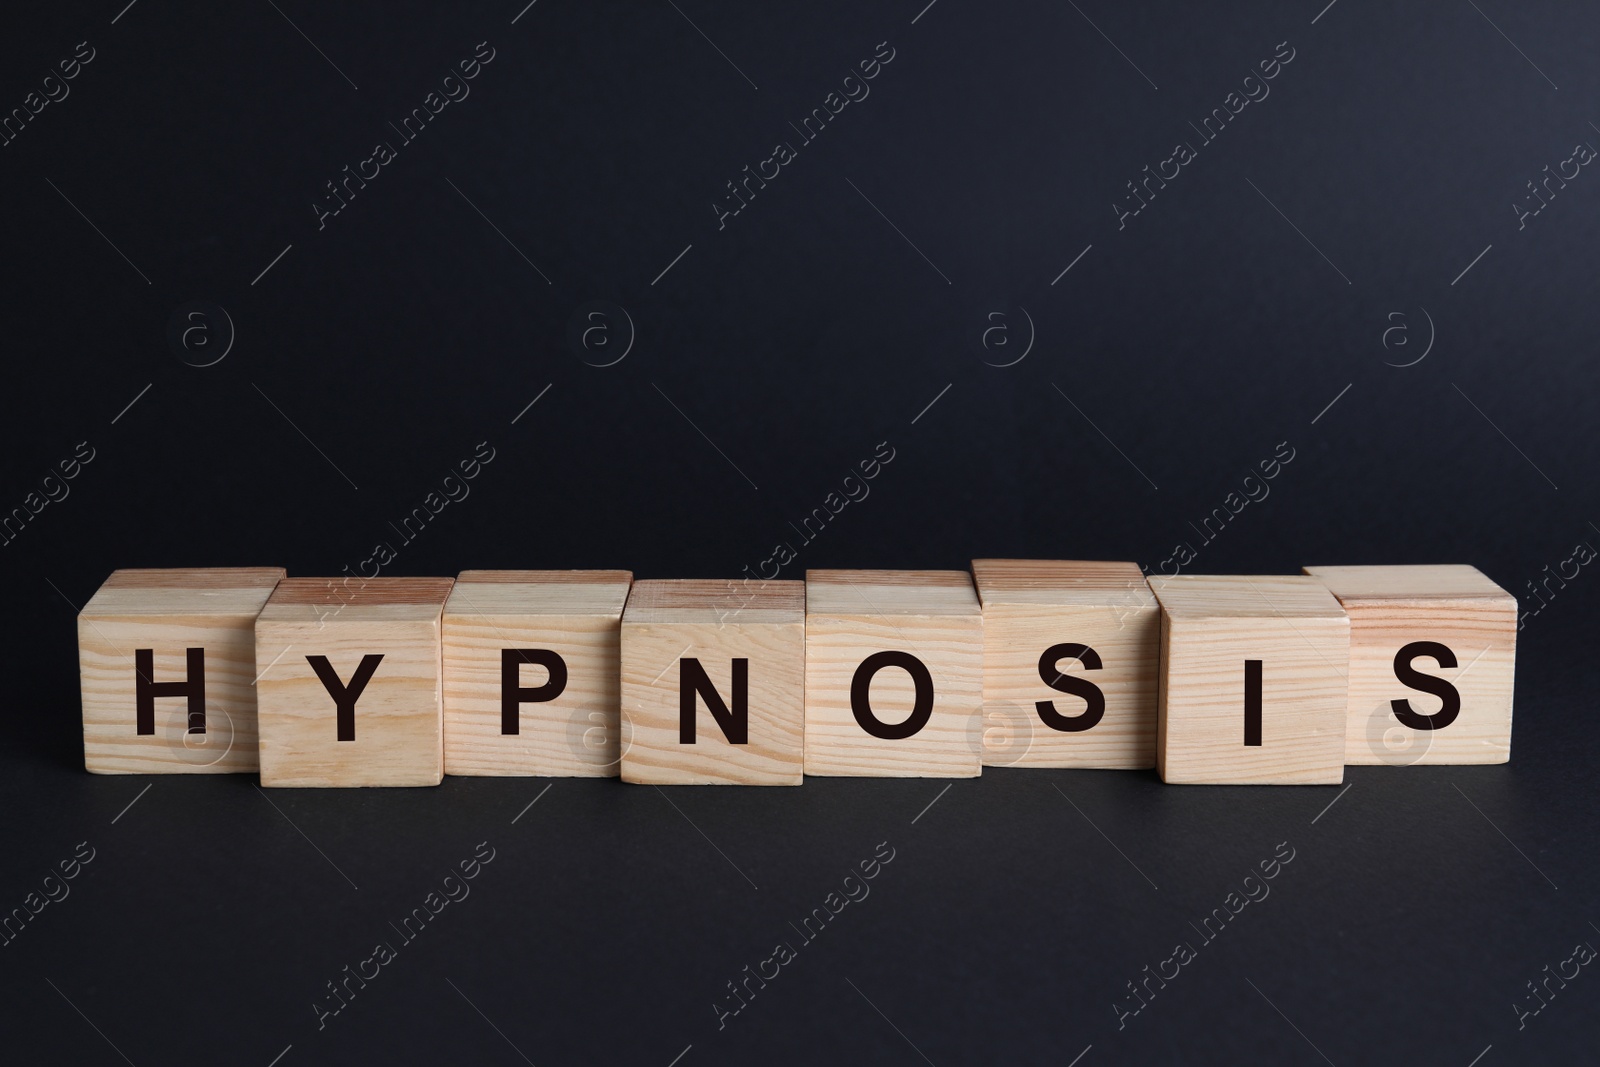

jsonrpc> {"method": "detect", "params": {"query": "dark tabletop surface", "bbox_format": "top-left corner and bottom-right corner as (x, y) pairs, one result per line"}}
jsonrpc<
(2, 1), (1597, 1063)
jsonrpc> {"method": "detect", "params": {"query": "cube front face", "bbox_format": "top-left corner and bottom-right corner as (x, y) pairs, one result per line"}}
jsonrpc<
(972, 560), (1159, 769)
(1305, 565), (1516, 765)
(442, 571), (632, 777)
(78, 568), (285, 774)
(980, 606), (1159, 768)
(1152, 576), (1349, 785)
(804, 570), (983, 778)
(620, 581), (805, 786)
(255, 578), (453, 787)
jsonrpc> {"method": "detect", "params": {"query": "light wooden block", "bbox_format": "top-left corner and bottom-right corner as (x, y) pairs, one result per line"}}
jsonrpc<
(971, 559), (1158, 768)
(1303, 564), (1516, 765)
(1149, 575), (1349, 785)
(77, 567), (285, 774)
(620, 580), (805, 785)
(804, 569), (983, 778)
(442, 569), (632, 777)
(255, 577), (454, 787)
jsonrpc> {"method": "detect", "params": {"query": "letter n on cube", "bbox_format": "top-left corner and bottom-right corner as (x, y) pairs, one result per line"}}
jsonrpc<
(620, 580), (804, 785)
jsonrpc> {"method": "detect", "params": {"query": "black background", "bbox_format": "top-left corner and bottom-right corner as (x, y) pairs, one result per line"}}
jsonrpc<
(2, 0), (1597, 1063)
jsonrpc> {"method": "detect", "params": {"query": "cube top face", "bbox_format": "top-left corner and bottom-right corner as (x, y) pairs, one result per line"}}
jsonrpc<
(971, 561), (1158, 770)
(443, 571), (631, 778)
(259, 577), (456, 623)
(1153, 576), (1349, 785)
(457, 569), (633, 585)
(1305, 565), (1515, 766)
(626, 579), (804, 624)
(81, 567), (285, 618)
(805, 569), (979, 618)
(78, 567), (286, 775)
(971, 559), (1155, 609)
(1148, 574), (1346, 621)
(1303, 564), (1513, 605)
(255, 578), (453, 787)
(620, 579), (805, 786)
(447, 570), (633, 619)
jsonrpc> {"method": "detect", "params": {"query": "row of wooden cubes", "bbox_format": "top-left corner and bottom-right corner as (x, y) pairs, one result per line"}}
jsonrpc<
(77, 562), (1517, 787)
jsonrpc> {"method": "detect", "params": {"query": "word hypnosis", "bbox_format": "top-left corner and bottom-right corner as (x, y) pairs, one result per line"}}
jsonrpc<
(713, 40), (897, 230)
(1114, 40), (1296, 230)
(314, 41), (498, 230)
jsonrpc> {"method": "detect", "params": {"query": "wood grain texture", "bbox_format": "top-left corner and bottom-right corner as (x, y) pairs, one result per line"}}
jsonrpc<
(804, 569), (977, 616)
(1150, 575), (1349, 785)
(971, 559), (1158, 769)
(456, 569), (635, 586)
(443, 570), (632, 777)
(255, 577), (453, 787)
(620, 579), (804, 785)
(78, 567), (285, 774)
(804, 569), (983, 778)
(971, 559), (1157, 604)
(95, 567), (285, 593)
(1304, 564), (1515, 765)
(266, 576), (456, 608)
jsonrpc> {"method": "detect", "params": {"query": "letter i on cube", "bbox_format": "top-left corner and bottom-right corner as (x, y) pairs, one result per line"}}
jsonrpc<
(1149, 575), (1349, 785)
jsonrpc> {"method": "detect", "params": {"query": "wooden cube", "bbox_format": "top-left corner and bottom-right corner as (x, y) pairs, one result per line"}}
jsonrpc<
(1303, 564), (1516, 765)
(442, 569), (632, 777)
(971, 560), (1158, 768)
(1149, 575), (1349, 785)
(804, 570), (983, 778)
(255, 577), (454, 787)
(77, 567), (285, 774)
(619, 579), (805, 785)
